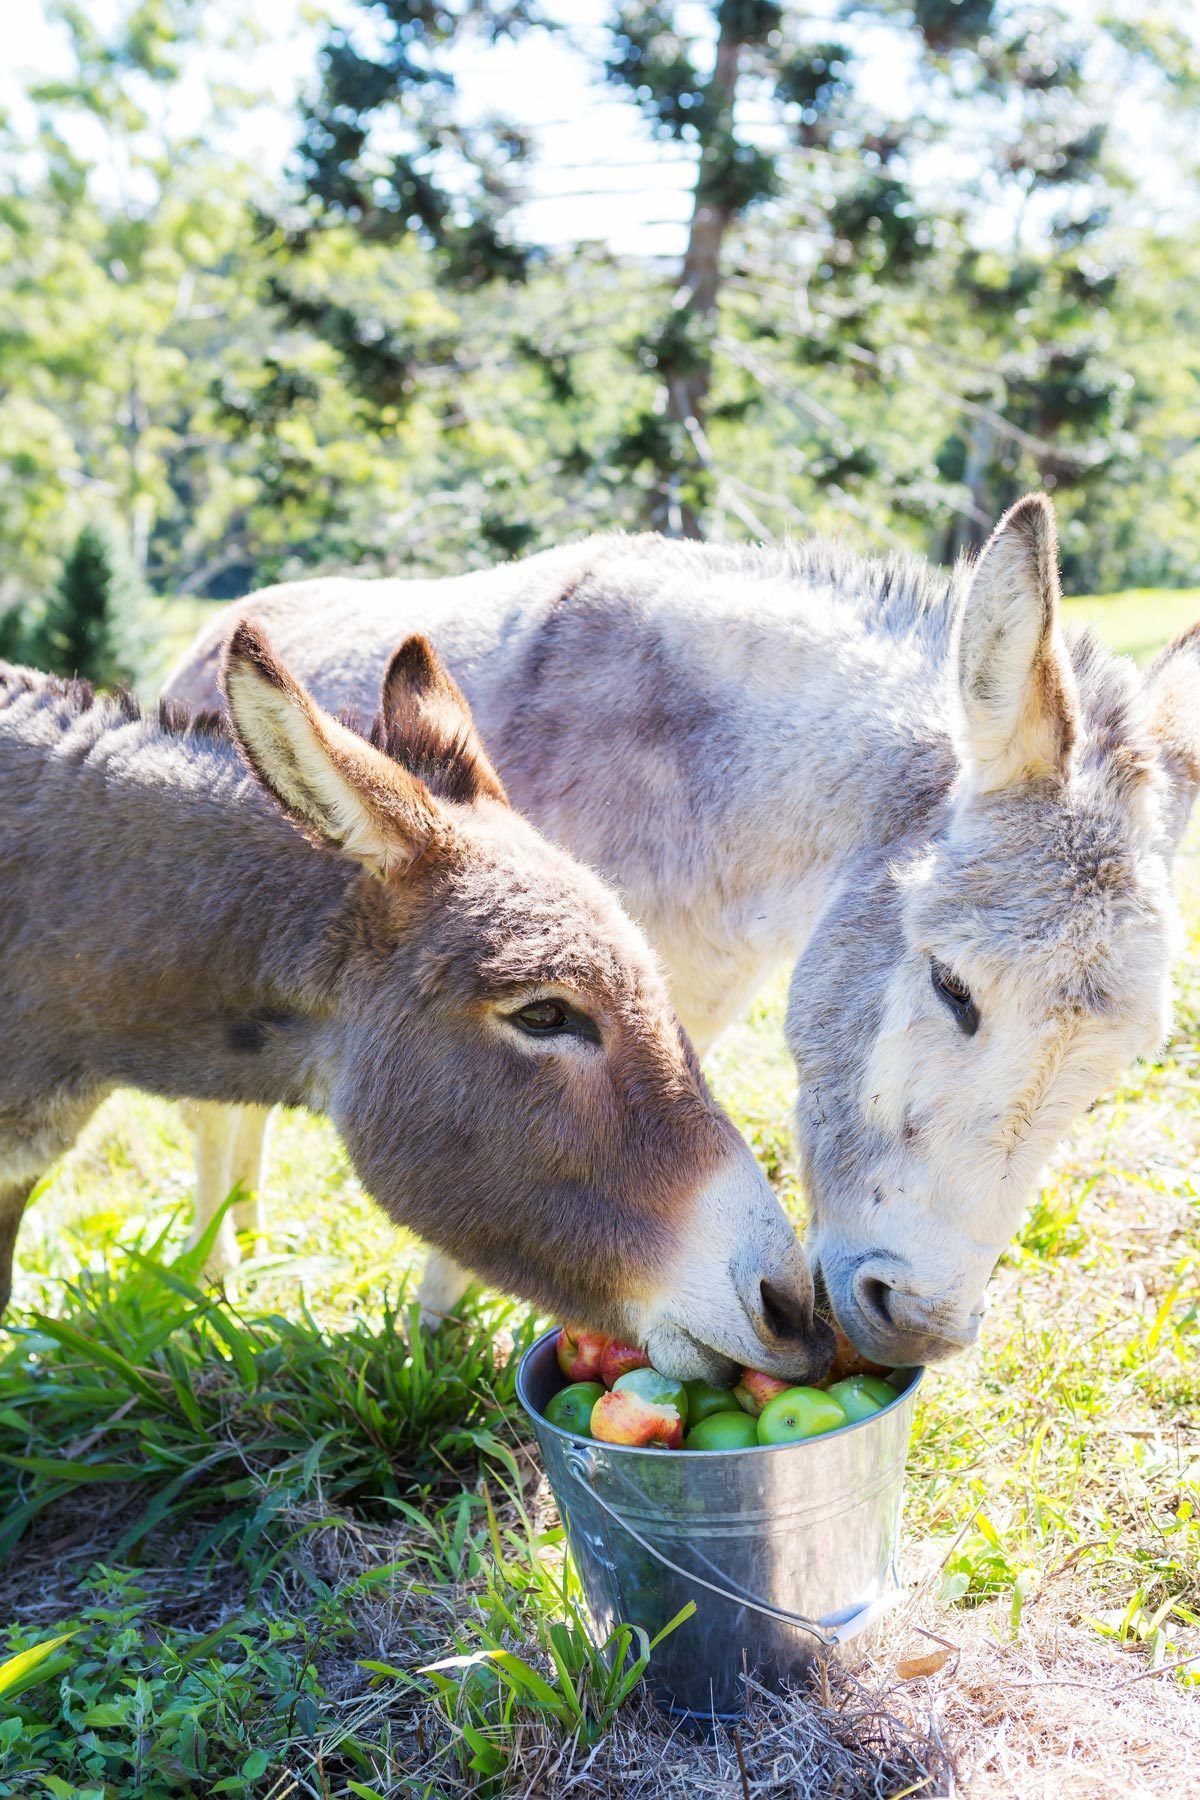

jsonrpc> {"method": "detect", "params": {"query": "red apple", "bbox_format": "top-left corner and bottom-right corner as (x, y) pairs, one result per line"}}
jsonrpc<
(733, 1368), (792, 1417)
(599, 1339), (652, 1388)
(555, 1324), (610, 1384)
(827, 1322), (889, 1383)
(589, 1367), (687, 1449)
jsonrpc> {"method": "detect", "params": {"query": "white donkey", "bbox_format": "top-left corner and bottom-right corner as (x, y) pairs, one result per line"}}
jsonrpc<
(166, 496), (1200, 1366)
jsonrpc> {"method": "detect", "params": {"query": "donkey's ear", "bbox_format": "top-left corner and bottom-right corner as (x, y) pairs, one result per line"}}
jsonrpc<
(1143, 622), (1200, 850)
(223, 622), (442, 877)
(377, 634), (507, 806)
(955, 494), (1079, 793)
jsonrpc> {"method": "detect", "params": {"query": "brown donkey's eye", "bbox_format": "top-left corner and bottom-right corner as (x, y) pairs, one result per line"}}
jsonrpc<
(509, 999), (602, 1045)
(931, 960), (980, 1037)
(516, 1001), (569, 1032)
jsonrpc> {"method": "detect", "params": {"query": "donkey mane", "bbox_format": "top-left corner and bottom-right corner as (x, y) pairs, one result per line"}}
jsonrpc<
(604, 532), (1155, 778)
(0, 660), (403, 769)
(610, 531), (958, 642)
(0, 660), (228, 743)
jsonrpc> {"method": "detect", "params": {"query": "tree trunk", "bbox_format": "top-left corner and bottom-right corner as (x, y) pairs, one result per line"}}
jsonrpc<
(941, 414), (995, 563)
(655, 17), (744, 539)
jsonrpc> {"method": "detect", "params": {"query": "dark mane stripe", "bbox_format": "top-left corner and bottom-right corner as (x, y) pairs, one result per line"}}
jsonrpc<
(710, 535), (1150, 765)
(0, 660), (417, 769)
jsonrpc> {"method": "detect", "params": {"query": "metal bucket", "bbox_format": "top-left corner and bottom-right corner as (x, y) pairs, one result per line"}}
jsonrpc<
(517, 1328), (922, 1721)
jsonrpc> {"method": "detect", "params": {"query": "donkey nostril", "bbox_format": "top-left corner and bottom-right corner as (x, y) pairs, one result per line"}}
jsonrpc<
(859, 1277), (895, 1326)
(759, 1277), (812, 1343)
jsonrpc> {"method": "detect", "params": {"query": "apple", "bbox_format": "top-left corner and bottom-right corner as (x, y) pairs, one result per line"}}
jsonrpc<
(828, 1322), (889, 1382)
(733, 1368), (792, 1417)
(756, 1386), (848, 1445)
(613, 1366), (688, 1417)
(590, 1366), (688, 1449)
(827, 1375), (896, 1424)
(600, 1339), (652, 1388)
(555, 1324), (609, 1384)
(684, 1378), (740, 1424)
(685, 1410), (759, 1452)
(544, 1380), (604, 1436)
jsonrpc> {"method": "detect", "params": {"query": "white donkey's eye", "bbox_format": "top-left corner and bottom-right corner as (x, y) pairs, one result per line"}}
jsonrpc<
(931, 959), (980, 1037)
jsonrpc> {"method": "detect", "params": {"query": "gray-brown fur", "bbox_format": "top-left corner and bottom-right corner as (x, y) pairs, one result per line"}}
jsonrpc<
(165, 496), (1200, 1366)
(0, 644), (829, 1384)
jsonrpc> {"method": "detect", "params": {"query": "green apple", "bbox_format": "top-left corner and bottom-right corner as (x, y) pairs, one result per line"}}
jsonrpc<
(544, 1380), (604, 1436)
(756, 1386), (848, 1445)
(612, 1366), (688, 1422)
(827, 1375), (896, 1424)
(685, 1410), (759, 1451)
(684, 1378), (740, 1424)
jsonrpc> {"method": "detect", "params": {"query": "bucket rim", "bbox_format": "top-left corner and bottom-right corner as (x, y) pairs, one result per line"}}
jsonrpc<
(516, 1326), (925, 1460)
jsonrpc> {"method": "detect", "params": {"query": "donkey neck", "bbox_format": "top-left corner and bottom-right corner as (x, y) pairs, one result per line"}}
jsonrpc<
(609, 550), (956, 950)
(701, 589), (954, 868)
(462, 538), (959, 1047)
(1, 688), (351, 1112)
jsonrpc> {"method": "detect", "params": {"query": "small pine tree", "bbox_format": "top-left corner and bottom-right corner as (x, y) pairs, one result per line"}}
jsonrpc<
(0, 605), (26, 663)
(25, 521), (142, 686)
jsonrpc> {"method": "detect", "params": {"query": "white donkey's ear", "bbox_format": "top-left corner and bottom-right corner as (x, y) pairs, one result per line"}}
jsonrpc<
(223, 621), (443, 877)
(955, 494), (1078, 793)
(1143, 622), (1200, 851)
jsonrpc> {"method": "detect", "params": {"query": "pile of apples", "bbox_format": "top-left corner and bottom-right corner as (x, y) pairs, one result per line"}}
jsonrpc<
(545, 1325), (901, 1451)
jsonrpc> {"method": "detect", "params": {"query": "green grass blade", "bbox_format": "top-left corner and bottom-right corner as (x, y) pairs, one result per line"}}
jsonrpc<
(0, 1629), (77, 1700)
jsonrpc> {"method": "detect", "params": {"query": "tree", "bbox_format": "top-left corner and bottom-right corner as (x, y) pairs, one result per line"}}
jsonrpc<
(4, 0), (1200, 613)
(915, 8), (1128, 559)
(293, 1), (989, 538)
(22, 521), (144, 686)
(298, 2), (1196, 555)
(294, 0), (541, 284)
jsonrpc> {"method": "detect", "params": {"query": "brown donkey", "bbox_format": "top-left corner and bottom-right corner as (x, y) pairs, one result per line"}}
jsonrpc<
(0, 630), (830, 1384)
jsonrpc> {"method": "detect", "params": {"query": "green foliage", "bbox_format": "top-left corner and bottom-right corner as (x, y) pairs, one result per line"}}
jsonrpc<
(1, 1578), (326, 1798)
(297, 0), (538, 284)
(18, 521), (144, 685)
(605, 5), (707, 139)
(0, 1219), (536, 1563)
(828, 175), (932, 278)
(912, 0), (996, 50)
(0, 0), (1198, 632)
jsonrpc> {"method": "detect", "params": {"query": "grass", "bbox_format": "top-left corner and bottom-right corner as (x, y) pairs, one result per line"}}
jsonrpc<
(1063, 587), (1200, 664)
(3, 593), (1200, 1797)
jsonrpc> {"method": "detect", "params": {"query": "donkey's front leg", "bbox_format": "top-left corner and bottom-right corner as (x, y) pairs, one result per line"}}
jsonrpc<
(0, 1178), (37, 1319)
(228, 1104), (271, 1237)
(183, 1100), (244, 1273)
(417, 1250), (473, 1328)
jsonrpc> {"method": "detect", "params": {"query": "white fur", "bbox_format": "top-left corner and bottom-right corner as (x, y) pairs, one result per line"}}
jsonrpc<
(954, 500), (1079, 793)
(635, 1148), (820, 1385)
(184, 1100), (270, 1271)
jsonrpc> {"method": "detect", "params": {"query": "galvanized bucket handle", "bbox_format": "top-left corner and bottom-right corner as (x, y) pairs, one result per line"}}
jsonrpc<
(565, 1448), (897, 1649)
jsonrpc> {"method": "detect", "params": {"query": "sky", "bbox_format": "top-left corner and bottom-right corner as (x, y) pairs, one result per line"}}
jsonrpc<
(3, 0), (1195, 255)
(2, 0), (708, 256)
